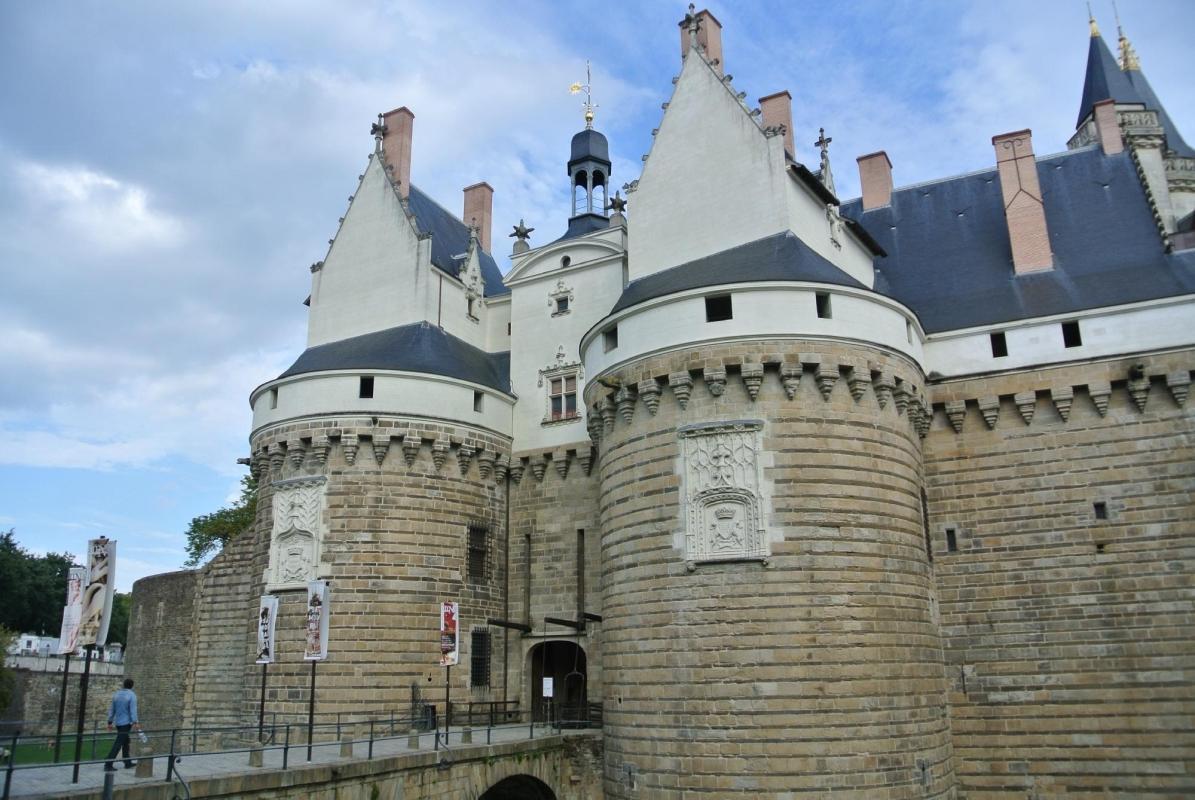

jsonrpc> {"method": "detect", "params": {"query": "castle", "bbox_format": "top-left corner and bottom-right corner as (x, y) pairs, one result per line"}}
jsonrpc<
(126, 8), (1195, 798)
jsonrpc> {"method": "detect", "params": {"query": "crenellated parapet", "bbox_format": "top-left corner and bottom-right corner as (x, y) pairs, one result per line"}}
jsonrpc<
(583, 344), (929, 446)
(925, 355), (1193, 436)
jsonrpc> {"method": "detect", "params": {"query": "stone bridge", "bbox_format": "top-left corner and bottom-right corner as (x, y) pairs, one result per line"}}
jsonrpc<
(21, 731), (601, 800)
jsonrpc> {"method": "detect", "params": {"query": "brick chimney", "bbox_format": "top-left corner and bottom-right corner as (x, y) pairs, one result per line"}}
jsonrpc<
(462, 182), (494, 252)
(380, 107), (414, 200)
(759, 91), (794, 156)
(856, 151), (894, 210)
(1092, 99), (1124, 155)
(992, 129), (1052, 274)
(679, 8), (723, 74)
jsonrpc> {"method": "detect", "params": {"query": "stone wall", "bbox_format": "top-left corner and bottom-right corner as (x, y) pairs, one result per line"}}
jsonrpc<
(588, 339), (955, 799)
(125, 569), (198, 730)
(2, 662), (124, 737)
(924, 352), (1195, 798)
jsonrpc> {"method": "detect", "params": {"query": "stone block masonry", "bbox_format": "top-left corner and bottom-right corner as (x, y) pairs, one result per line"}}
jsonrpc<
(125, 569), (199, 730)
(924, 351), (1195, 798)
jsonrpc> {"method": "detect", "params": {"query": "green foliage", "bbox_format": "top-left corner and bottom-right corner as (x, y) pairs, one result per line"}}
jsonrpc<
(0, 626), (15, 711)
(107, 592), (131, 646)
(183, 474), (258, 567)
(0, 530), (74, 635)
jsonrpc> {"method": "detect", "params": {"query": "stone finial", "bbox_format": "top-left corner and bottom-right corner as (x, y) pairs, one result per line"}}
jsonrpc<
(978, 396), (1000, 429)
(638, 379), (662, 416)
(1166, 370), (1190, 407)
(477, 450), (496, 480)
(1050, 386), (1074, 422)
(305, 436), (326, 467)
(779, 363), (802, 400)
(846, 367), (870, 403)
(1087, 381), (1111, 416)
(431, 438), (450, 472)
(554, 451), (571, 480)
(615, 385), (637, 425)
(530, 456), (547, 483)
(402, 436), (421, 467)
(578, 447), (595, 476)
(287, 440), (306, 469)
(815, 363), (838, 401)
(456, 443), (476, 476)
(508, 458), (525, 484)
(1127, 376), (1150, 413)
(703, 366), (726, 397)
(741, 363), (764, 401)
(874, 374), (894, 410)
(1014, 391), (1037, 425)
(669, 372), (693, 409)
(945, 400), (967, 434)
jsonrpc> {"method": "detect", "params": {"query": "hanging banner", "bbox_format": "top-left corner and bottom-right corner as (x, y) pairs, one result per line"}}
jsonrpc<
(57, 566), (88, 655)
(256, 595), (279, 664)
(77, 538), (116, 648)
(303, 580), (330, 661)
(439, 601), (459, 666)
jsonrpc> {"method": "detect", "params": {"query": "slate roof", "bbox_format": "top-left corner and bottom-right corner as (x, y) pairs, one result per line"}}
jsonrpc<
(552, 213), (612, 244)
(611, 231), (868, 314)
(1124, 67), (1195, 158)
(406, 185), (510, 297)
(840, 146), (1195, 334)
(279, 321), (512, 394)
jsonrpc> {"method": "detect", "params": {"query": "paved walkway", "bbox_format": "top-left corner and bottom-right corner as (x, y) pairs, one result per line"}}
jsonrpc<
(5, 723), (560, 799)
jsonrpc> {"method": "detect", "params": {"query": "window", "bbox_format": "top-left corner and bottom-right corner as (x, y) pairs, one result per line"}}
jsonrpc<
(1062, 320), (1082, 348)
(269, 388), (278, 409)
(990, 331), (1008, 358)
(906, 320), (913, 344)
(555, 296), (570, 315)
(359, 376), (374, 399)
(1093, 501), (1108, 520)
(560, 256), (571, 268)
(816, 292), (833, 319)
(549, 374), (578, 420)
(945, 527), (958, 552)
(467, 523), (490, 582)
(473, 391), (484, 413)
(507, 322), (511, 335)
(603, 325), (618, 352)
(921, 490), (932, 562)
(467, 297), (477, 319)
(470, 629), (491, 688)
(705, 294), (733, 322)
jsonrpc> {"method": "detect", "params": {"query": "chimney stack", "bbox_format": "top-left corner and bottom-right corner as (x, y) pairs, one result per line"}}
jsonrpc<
(380, 107), (414, 200)
(992, 129), (1052, 274)
(1092, 99), (1124, 155)
(856, 151), (894, 210)
(759, 91), (794, 156)
(679, 8), (723, 74)
(463, 182), (494, 252)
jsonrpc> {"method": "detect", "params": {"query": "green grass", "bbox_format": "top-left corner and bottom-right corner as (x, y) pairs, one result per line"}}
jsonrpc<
(4, 735), (117, 766)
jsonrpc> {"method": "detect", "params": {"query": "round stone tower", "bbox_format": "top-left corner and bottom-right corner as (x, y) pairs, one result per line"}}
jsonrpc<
(582, 279), (956, 797)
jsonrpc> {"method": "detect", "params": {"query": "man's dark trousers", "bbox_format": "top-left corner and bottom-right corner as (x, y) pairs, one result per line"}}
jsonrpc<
(104, 725), (134, 768)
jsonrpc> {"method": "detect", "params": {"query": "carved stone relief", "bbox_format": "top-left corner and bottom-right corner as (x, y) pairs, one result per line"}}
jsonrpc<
(265, 476), (328, 591)
(677, 421), (769, 565)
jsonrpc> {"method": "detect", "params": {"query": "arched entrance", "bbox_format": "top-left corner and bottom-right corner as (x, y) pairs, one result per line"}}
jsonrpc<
(529, 640), (587, 723)
(479, 774), (557, 800)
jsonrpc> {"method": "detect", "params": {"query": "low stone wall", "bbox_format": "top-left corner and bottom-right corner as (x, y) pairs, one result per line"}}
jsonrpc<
(2, 664), (124, 737)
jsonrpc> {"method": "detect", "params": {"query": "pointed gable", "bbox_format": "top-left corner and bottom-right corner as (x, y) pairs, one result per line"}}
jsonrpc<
(1076, 33), (1142, 127)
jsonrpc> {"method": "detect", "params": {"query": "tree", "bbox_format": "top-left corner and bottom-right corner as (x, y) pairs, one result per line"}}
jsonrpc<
(108, 593), (131, 646)
(183, 474), (258, 566)
(0, 530), (74, 635)
(0, 627), (15, 711)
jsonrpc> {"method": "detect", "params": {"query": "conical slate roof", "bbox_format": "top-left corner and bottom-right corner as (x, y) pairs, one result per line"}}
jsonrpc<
(1124, 67), (1195, 158)
(1076, 33), (1141, 127)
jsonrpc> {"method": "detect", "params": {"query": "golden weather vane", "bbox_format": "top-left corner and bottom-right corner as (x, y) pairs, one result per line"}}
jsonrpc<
(569, 60), (598, 129)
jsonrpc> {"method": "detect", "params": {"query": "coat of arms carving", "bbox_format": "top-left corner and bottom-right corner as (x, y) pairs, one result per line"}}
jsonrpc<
(265, 477), (327, 590)
(678, 421), (768, 563)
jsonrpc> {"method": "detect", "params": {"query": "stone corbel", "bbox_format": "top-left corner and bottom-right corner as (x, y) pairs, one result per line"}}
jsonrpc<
(669, 372), (693, 410)
(1050, 386), (1074, 422)
(1166, 370), (1190, 407)
(703, 366), (727, 397)
(977, 396), (999, 429)
(1127, 376), (1150, 413)
(740, 363), (764, 401)
(269, 442), (286, 474)
(287, 440), (307, 469)
(615, 385), (637, 425)
(1087, 381), (1111, 416)
(780, 363), (802, 400)
(457, 443), (476, 476)
(1014, 391), (1036, 425)
(431, 437), (450, 472)
(554, 450), (571, 480)
(493, 454), (510, 483)
(814, 362), (838, 401)
(638, 379), (662, 416)
(477, 450), (496, 480)
(508, 458), (525, 484)
(341, 433), (359, 466)
(530, 455), (547, 483)
(402, 435), (421, 467)
(873, 373), (894, 410)
(311, 436), (330, 467)
(578, 447), (595, 476)
(371, 433), (391, 465)
(599, 397), (616, 434)
(945, 400), (966, 434)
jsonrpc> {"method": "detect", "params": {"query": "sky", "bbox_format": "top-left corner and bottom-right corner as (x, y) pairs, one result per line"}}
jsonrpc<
(0, 1), (1191, 594)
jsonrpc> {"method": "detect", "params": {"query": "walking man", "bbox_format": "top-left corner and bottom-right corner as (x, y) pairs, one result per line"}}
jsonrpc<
(103, 678), (139, 771)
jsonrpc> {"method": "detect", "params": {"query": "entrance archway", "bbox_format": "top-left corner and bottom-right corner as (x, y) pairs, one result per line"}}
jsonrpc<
(529, 640), (587, 722)
(479, 774), (557, 800)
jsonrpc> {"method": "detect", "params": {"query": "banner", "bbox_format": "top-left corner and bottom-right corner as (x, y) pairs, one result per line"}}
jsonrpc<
(256, 595), (279, 664)
(303, 580), (329, 661)
(439, 601), (459, 667)
(57, 566), (88, 655)
(77, 538), (116, 648)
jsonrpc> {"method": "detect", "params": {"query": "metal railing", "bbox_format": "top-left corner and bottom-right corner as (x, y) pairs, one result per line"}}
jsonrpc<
(1, 703), (600, 800)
